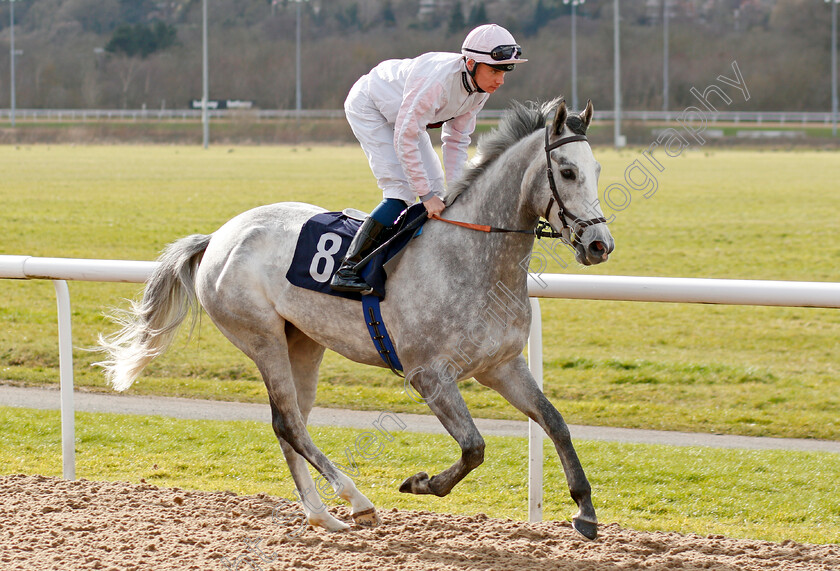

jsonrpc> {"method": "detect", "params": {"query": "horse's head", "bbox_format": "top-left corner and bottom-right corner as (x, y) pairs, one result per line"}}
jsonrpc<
(540, 99), (614, 266)
(446, 97), (614, 266)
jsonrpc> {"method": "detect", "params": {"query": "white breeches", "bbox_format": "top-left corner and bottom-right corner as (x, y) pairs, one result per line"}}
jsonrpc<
(345, 87), (445, 203)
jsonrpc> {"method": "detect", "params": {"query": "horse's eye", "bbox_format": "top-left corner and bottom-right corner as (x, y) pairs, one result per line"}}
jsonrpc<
(560, 169), (576, 181)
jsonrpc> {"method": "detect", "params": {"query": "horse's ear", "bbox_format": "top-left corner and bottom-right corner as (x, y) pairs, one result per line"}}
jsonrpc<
(551, 99), (568, 137)
(580, 100), (594, 129)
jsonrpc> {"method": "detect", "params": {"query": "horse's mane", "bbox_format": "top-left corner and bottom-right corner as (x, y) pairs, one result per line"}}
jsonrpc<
(447, 98), (587, 203)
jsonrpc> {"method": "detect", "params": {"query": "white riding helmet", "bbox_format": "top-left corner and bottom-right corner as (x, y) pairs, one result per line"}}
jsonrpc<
(461, 24), (528, 71)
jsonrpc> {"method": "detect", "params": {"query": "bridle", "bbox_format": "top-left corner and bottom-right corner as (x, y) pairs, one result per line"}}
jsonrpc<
(432, 125), (607, 246)
(542, 126), (607, 244)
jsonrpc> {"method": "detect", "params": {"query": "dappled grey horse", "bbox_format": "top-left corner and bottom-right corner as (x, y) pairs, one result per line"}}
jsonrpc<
(97, 98), (614, 539)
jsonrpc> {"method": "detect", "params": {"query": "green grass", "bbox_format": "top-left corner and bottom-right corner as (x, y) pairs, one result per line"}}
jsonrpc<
(1, 145), (839, 439)
(1, 405), (838, 544)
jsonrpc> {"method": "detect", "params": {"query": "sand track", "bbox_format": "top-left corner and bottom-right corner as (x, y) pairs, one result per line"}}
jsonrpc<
(1, 474), (837, 570)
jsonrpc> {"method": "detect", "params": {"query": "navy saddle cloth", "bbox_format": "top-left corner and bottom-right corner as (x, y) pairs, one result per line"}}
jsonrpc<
(286, 203), (428, 300)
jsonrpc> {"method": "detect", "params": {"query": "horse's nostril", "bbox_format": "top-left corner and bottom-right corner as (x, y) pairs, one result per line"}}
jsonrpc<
(588, 241), (610, 262)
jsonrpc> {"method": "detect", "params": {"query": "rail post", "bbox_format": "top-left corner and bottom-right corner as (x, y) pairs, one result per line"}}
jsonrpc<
(527, 298), (544, 522)
(53, 280), (75, 480)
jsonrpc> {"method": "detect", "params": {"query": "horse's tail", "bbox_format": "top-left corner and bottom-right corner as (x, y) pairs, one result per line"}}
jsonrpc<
(96, 234), (212, 392)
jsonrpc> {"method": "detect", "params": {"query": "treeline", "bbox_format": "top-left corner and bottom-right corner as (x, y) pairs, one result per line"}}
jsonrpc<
(0, 0), (835, 112)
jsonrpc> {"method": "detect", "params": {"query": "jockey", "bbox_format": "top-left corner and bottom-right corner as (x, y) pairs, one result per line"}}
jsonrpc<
(331, 23), (527, 294)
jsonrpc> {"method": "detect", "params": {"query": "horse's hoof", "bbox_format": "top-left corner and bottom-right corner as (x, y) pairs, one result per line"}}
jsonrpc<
(328, 524), (351, 533)
(310, 516), (350, 533)
(572, 516), (598, 540)
(399, 472), (431, 495)
(352, 507), (381, 527)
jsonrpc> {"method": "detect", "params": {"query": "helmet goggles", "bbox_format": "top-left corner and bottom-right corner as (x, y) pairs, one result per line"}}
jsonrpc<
(464, 44), (523, 62)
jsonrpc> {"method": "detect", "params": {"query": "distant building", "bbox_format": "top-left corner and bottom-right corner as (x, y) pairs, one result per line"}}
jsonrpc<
(645, 0), (675, 25)
(418, 0), (451, 22)
(645, 0), (776, 25)
(418, 0), (504, 25)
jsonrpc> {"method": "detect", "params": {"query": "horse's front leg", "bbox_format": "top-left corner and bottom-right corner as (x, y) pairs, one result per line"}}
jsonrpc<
(474, 357), (598, 540)
(399, 368), (485, 497)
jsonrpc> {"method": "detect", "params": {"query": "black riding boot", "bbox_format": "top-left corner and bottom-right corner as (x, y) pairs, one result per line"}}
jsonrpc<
(330, 217), (386, 293)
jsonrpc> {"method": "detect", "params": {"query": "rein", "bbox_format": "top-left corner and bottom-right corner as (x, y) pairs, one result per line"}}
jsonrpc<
(431, 214), (560, 240)
(431, 127), (605, 242)
(431, 214), (534, 235)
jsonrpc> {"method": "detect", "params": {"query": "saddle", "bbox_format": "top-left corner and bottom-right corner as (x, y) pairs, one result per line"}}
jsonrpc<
(286, 203), (428, 301)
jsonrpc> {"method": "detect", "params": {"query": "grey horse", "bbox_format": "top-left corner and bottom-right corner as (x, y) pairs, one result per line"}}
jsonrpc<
(97, 98), (614, 539)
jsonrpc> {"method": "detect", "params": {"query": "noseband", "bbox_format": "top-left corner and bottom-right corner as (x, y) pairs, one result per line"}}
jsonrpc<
(542, 126), (607, 244)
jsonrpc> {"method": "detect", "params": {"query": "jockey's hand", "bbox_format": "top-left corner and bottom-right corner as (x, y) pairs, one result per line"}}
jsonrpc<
(423, 195), (446, 218)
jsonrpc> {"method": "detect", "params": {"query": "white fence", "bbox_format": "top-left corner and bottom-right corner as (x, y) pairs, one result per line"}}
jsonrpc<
(1, 255), (839, 522)
(1, 108), (838, 125)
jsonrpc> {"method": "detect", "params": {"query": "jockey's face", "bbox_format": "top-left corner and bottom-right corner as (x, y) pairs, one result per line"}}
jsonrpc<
(470, 62), (506, 94)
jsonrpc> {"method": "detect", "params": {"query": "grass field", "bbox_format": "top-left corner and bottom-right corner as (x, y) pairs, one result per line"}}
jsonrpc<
(3, 406), (839, 545)
(1, 144), (839, 442)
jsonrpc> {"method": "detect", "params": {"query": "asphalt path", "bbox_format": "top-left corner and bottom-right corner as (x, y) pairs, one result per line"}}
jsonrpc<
(2, 384), (839, 454)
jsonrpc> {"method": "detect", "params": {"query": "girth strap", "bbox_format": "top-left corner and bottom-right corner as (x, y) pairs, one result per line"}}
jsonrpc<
(362, 295), (404, 377)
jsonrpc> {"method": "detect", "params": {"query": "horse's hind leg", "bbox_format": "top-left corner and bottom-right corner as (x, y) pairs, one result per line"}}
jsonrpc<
(283, 324), (379, 527)
(211, 313), (375, 532)
(474, 357), (598, 540)
(269, 402), (348, 531)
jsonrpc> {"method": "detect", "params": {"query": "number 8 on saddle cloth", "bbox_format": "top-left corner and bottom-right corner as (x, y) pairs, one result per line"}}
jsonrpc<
(286, 203), (428, 300)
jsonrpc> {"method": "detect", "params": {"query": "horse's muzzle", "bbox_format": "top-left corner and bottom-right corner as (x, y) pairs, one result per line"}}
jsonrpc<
(575, 225), (615, 266)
